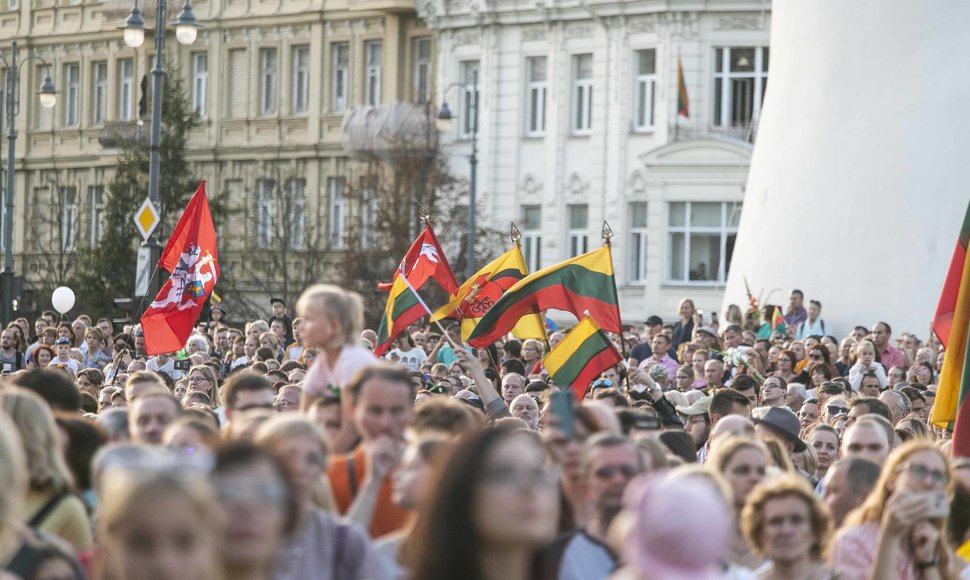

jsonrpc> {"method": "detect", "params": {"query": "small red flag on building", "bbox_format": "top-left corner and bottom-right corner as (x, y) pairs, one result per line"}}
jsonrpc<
(677, 56), (690, 119)
(141, 181), (219, 355)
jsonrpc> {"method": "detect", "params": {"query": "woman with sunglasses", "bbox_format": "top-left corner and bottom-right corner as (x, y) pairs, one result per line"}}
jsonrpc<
(831, 441), (958, 579)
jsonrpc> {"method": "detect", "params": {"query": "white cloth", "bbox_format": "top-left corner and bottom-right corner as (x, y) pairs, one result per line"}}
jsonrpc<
(387, 347), (427, 371)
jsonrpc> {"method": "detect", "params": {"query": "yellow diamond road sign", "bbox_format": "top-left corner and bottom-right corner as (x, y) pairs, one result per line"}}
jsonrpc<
(134, 197), (160, 241)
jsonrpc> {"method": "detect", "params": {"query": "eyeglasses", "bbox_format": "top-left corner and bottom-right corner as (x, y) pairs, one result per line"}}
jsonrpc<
(764, 382), (783, 390)
(483, 464), (559, 488)
(809, 354), (824, 361)
(899, 462), (948, 485)
(188, 376), (209, 384)
(827, 405), (849, 416)
(593, 464), (640, 480)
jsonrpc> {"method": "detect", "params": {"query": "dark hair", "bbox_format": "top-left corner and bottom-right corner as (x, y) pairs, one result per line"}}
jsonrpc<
(658, 430), (696, 463)
(592, 388), (628, 407)
(255, 347), (276, 362)
(810, 300), (822, 308)
(900, 386), (926, 404)
(54, 412), (109, 492)
(502, 340), (522, 358)
(848, 398), (892, 424)
(500, 359), (526, 376)
(791, 289), (804, 298)
(80, 392), (98, 414)
(279, 360), (305, 373)
(711, 389), (752, 418)
(412, 398), (482, 437)
(807, 362), (833, 381)
(732, 374), (761, 397)
(408, 429), (546, 580)
(346, 363), (415, 406)
(77, 368), (105, 387)
(13, 369), (81, 411)
(223, 372), (273, 409)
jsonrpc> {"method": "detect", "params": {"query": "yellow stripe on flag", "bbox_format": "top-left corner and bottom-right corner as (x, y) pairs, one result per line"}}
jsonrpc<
(543, 316), (601, 377)
(932, 242), (970, 428)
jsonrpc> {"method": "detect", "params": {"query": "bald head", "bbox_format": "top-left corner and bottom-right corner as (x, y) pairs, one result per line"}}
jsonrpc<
(708, 415), (755, 456)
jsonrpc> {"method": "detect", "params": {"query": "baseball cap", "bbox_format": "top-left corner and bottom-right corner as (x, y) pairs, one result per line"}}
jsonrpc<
(645, 315), (664, 326)
(675, 396), (712, 416)
(55, 337), (71, 346)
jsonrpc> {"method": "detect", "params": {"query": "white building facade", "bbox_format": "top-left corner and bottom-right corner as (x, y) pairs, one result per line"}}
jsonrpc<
(418, 0), (770, 323)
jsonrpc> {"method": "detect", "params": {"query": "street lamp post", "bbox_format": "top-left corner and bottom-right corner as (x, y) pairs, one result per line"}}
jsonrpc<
(0, 42), (57, 325)
(436, 71), (479, 280)
(124, 0), (198, 305)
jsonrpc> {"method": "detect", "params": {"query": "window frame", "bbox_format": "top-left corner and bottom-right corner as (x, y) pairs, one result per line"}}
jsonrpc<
(364, 40), (383, 106)
(192, 52), (208, 118)
(91, 61), (107, 125)
(521, 205), (542, 273)
(258, 47), (278, 116)
(291, 45), (310, 115)
(628, 202), (648, 284)
(287, 178), (306, 249)
(59, 186), (77, 252)
(459, 60), (480, 139)
(633, 49), (657, 132)
(572, 53), (593, 135)
(713, 46), (769, 129)
(329, 177), (346, 249)
(331, 42), (349, 113)
(89, 185), (104, 245)
(63, 62), (79, 127)
(525, 56), (547, 137)
(566, 204), (589, 258)
(257, 179), (275, 249)
(118, 58), (134, 121)
(665, 201), (741, 286)
(413, 37), (432, 104)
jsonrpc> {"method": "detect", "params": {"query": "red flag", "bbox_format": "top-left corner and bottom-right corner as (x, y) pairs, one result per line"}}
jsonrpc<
(141, 182), (219, 355)
(376, 227), (459, 294)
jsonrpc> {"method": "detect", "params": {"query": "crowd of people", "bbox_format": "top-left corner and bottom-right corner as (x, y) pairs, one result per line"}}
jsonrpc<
(0, 284), (967, 579)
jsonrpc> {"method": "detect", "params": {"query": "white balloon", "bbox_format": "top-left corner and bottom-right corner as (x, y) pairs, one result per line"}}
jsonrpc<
(51, 286), (76, 314)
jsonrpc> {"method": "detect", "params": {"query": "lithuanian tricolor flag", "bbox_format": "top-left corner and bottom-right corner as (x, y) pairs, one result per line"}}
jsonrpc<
(467, 245), (621, 347)
(374, 275), (425, 357)
(931, 200), (970, 455)
(677, 56), (689, 119)
(544, 316), (622, 400)
(431, 245), (546, 342)
(771, 306), (784, 330)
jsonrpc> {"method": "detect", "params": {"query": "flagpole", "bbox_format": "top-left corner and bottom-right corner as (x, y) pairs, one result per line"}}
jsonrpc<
(602, 221), (631, 392)
(397, 258), (462, 352)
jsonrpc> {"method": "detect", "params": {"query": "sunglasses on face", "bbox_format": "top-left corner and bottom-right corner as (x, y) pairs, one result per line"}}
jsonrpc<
(827, 405), (849, 416)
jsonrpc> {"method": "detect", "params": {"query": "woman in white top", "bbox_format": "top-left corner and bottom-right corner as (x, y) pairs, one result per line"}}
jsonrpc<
(387, 334), (427, 371)
(847, 339), (887, 393)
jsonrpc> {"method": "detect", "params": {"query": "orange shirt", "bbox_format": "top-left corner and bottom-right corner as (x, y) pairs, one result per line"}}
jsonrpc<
(327, 447), (410, 538)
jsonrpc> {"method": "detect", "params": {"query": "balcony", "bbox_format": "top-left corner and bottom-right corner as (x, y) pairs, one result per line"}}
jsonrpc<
(670, 121), (758, 144)
(346, 0), (415, 13)
(341, 102), (438, 161)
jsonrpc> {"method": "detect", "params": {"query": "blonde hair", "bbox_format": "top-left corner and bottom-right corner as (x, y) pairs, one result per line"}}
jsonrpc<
(296, 284), (364, 346)
(710, 436), (769, 477)
(0, 388), (74, 492)
(254, 415), (330, 510)
(742, 475), (832, 560)
(188, 365), (221, 407)
(98, 472), (224, 580)
(0, 411), (27, 547)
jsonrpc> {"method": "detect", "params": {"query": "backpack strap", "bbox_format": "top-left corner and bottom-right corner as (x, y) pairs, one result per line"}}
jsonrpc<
(332, 522), (349, 580)
(346, 456), (358, 499)
(28, 491), (69, 528)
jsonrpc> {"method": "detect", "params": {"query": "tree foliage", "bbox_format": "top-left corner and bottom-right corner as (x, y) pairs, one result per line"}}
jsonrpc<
(71, 60), (205, 318)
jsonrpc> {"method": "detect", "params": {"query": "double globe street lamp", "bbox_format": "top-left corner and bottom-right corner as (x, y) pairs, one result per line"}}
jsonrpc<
(122, 0), (199, 303)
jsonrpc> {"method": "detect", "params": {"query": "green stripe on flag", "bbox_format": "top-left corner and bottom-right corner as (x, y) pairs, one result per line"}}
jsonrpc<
(550, 331), (613, 386)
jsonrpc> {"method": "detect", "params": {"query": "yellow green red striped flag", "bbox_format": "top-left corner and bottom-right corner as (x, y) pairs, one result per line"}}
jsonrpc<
(544, 316), (622, 401)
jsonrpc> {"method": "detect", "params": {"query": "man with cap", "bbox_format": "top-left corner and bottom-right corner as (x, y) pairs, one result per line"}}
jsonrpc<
(695, 326), (719, 350)
(628, 315), (672, 364)
(676, 396), (712, 456)
(268, 297), (294, 344)
(753, 407), (807, 460)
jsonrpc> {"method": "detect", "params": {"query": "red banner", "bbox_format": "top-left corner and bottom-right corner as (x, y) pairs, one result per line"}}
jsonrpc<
(141, 181), (219, 355)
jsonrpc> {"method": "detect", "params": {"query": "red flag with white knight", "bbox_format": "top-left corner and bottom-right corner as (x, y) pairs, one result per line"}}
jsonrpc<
(376, 226), (459, 294)
(141, 181), (219, 355)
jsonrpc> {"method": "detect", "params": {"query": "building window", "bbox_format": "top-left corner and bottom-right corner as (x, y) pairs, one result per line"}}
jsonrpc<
(361, 181), (378, 248)
(291, 46), (309, 115)
(633, 49), (656, 131)
(521, 205), (541, 272)
(413, 37), (432, 104)
(8, 0), (18, 10)
(118, 58), (134, 121)
(331, 43), (349, 112)
(192, 52), (207, 118)
(667, 201), (741, 285)
(329, 177), (346, 249)
(365, 40), (382, 106)
(714, 47), (769, 129)
(459, 60), (479, 138)
(287, 179), (305, 249)
(91, 61), (107, 125)
(59, 187), (77, 252)
(525, 56), (546, 136)
(89, 185), (104, 244)
(629, 202), (648, 284)
(257, 179), (274, 248)
(259, 48), (277, 116)
(64, 63), (79, 127)
(567, 204), (588, 258)
(572, 53), (593, 134)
